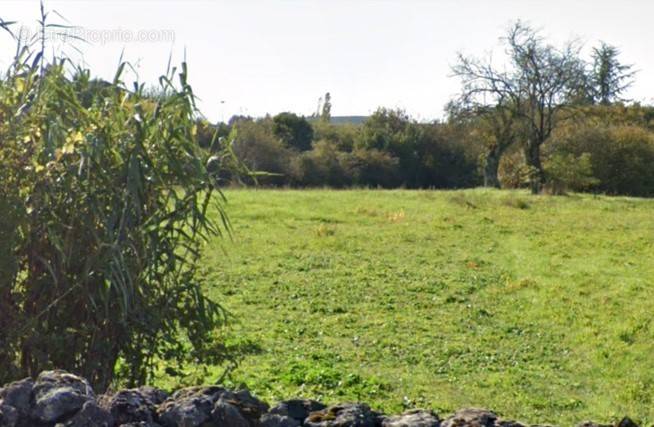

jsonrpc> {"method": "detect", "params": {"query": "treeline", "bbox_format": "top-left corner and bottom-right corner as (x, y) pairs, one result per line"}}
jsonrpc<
(198, 102), (654, 197)
(199, 22), (654, 197)
(199, 109), (481, 189)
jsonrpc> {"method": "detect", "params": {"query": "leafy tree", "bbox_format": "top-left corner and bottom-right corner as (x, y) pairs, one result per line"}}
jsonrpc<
(272, 112), (314, 151)
(453, 22), (585, 193)
(358, 108), (414, 152)
(590, 42), (636, 105)
(358, 108), (423, 185)
(312, 120), (359, 152)
(229, 118), (292, 185)
(447, 101), (518, 188)
(228, 115), (253, 126)
(570, 103), (654, 130)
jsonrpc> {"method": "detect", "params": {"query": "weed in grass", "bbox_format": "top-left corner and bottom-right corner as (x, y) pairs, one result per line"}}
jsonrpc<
(315, 223), (337, 237)
(502, 196), (531, 210)
(386, 210), (406, 223)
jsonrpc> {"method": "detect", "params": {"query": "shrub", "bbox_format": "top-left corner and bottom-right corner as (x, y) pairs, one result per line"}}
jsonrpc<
(498, 150), (530, 189)
(290, 140), (353, 187)
(544, 152), (599, 194)
(348, 148), (402, 188)
(0, 46), (228, 388)
(415, 123), (481, 188)
(229, 118), (293, 185)
(547, 125), (654, 196)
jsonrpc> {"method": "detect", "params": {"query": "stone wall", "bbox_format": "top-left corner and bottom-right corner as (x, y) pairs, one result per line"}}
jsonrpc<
(0, 370), (639, 427)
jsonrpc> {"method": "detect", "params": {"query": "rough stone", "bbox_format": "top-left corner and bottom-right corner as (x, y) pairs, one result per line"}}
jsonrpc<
(230, 389), (270, 425)
(305, 403), (381, 427)
(165, 386), (228, 404)
(33, 370), (95, 399)
(0, 378), (34, 415)
(0, 370), (645, 427)
(441, 409), (498, 427)
(137, 388), (169, 407)
(616, 417), (639, 427)
(382, 409), (440, 427)
(157, 385), (269, 427)
(159, 393), (214, 427)
(0, 404), (19, 427)
(33, 386), (90, 423)
(100, 388), (165, 425)
(270, 400), (326, 423)
(30, 370), (96, 423)
(158, 387), (221, 427)
(117, 423), (163, 427)
(54, 400), (113, 427)
(261, 413), (302, 427)
(211, 398), (250, 427)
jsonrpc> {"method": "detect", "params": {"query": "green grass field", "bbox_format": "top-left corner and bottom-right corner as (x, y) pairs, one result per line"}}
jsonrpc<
(188, 189), (654, 425)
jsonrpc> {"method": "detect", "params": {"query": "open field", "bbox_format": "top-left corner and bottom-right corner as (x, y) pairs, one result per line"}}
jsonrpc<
(187, 189), (654, 425)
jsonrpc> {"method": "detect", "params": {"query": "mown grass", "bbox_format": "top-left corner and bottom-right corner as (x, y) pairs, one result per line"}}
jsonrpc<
(177, 189), (654, 425)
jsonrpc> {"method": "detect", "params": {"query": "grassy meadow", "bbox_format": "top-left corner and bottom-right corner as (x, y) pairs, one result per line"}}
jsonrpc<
(186, 189), (654, 425)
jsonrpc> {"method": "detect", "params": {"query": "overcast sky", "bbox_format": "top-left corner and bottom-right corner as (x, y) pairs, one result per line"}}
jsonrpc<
(1, 0), (653, 122)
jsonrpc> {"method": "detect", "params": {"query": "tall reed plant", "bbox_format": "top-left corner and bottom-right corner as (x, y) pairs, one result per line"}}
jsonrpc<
(0, 9), (229, 389)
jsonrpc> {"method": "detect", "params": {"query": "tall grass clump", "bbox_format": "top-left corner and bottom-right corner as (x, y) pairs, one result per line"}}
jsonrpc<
(0, 14), (229, 390)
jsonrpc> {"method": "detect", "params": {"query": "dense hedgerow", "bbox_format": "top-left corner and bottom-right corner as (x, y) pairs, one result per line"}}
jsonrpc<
(211, 106), (654, 196)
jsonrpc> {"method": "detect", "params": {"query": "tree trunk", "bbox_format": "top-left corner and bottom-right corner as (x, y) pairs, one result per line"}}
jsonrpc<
(483, 147), (502, 188)
(523, 140), (545, 194)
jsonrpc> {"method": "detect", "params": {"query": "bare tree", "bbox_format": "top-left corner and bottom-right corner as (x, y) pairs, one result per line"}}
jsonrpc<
(452, 22), (584, 193)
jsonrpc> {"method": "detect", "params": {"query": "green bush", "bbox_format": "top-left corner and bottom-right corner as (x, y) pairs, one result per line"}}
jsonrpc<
(272, 112), (314, 151)
(544, 152), (599, 194)
(548, 125), (654, 196)
(415, 123), (481, 188)
(290, 140), (353, 187)
(311, 120), (359, 152)
(348, 148), (402, 188)
(229, 118), (292, 185)
(498, 150), (530, 189)
(0, 48), (228, 388)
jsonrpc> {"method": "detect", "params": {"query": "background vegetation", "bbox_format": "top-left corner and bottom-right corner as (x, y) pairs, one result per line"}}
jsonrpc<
(201, 23), (653, 198)
(202, 101), (654, 197)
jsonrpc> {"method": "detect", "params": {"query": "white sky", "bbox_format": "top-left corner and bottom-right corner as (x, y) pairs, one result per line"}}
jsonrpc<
(1, 0), (653, 122)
